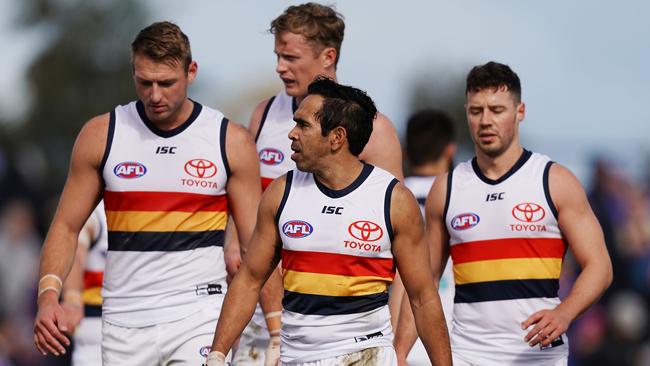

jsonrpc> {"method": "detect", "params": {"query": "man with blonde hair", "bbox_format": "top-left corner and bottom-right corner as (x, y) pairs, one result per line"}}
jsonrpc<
(231, 5), (405, 364)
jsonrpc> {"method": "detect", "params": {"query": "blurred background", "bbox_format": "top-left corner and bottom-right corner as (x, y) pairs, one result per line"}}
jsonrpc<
(0, 0), (648, 365)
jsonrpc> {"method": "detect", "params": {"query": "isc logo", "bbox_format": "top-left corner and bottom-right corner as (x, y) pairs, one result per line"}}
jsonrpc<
(259, 148), (284, 165)
(113, 162), (147, 179)
(282, 220), (313, 238)
(451, 213), (480, 230)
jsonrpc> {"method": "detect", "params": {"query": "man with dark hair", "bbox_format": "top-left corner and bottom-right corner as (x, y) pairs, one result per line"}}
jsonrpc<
(33, 21), (261, 365)
(394, 109), (456, 365)
(232, 4), (405, 364)
(404, 109), (456, 171)
(207, 78), (451, 366)
(426, 61), (612, 365)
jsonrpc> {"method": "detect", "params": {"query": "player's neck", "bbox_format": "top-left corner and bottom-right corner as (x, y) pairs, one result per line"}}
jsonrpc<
(475, 144), (524, 180)
(313, 156), (364, 191)
(148, 98), (194, 131)
(409, 160), (449, 177)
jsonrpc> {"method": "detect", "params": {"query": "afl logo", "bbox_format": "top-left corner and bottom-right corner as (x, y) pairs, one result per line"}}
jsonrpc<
(512, 202), (545, 222)
(451, 213), (480, 230)
(199, 346), (211, 357)
(259, 148), (284, 165)
(113, 162), (146, 179)
(184, 159), (217, 179)
(282, 220), (313, 238)
(348, 220), (383, 242)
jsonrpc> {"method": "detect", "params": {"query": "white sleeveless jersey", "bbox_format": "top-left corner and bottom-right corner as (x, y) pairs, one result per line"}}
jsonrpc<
(101, 100), (230, 327)
(255, 92), (297, 190)
(81, 200), (108, 318)
(403, 176), (455, 331)
(445, 150), (568, 365)
(249, 92), (298, 328)
(278, 164), (398, 363)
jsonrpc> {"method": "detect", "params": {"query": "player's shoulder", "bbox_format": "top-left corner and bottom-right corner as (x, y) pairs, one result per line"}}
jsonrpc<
(78, 113), (111, 144)
(547, 161), (576, 181)
(260, 172), (290, 210)
(373, 112), (397, 133)
(226, 120), (255, 144)
(547, 162), (584, 196)
(249, 96), (277, 135)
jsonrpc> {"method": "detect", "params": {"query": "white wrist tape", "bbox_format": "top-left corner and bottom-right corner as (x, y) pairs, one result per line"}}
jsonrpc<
(206, 350), (226, 366)
(265, 311), (282, 319)
(39, 274), (63, 287)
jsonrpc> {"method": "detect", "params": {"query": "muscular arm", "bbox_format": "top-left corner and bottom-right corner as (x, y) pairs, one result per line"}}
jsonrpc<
(227, 117), (284, 332)
(391, 182), (451, 366)
(34, 114), (107, 356)
(211, 175), (285, 355)
(394, 174), (450, 364)
(523, 164), (613, 347)
(60, 213), (98, 332)
(223, 99), (269, 281)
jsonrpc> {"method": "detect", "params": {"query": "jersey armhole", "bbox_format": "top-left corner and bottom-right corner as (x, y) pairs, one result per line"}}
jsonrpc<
(220, 118), (231, 178)
(442, 169), (453, 224)
(543, 161), (559, 220)
(255, 96), (276, 142)
(99, 110), (116, 174)
(384, 178), (399, 242)
(275, 170), (293, 225)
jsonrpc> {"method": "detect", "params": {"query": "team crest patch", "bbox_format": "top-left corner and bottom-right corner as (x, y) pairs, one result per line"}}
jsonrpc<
(282, 220), (313, 238)
(259, 148), (284, 165)
(113, 162), (147, 179)
(451, 213), (480, 230)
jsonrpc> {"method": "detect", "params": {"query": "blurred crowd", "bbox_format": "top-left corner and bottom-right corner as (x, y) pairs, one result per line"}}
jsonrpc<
(565, 158), (650, 366)
(0, 147), (648, 365)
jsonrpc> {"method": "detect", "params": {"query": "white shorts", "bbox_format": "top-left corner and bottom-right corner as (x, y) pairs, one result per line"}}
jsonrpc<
(451, 354), (568, 366)
(232, 320), (270, 365)
(281, 347), (396, 366)
(102, 300), (228, 366)
(72, 316), (102, 366)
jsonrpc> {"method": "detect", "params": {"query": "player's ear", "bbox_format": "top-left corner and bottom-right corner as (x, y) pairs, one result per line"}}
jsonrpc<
(320, 47), (337, 70)
(187, 61), (198, 84)
(329, 126), (347, 151)
(516, 102), (525, 123)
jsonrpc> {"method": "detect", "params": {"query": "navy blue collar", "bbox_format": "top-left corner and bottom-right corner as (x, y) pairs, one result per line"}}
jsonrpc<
(472, 149), (532, 185)
(314, 163), (374, 198)
(136, 99), (202, 138)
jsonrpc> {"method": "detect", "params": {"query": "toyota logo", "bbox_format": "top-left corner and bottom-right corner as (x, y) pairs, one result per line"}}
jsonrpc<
(184, 159), (217, 179)
(512, 202), (545, 223)
(348, 220), (383, 242)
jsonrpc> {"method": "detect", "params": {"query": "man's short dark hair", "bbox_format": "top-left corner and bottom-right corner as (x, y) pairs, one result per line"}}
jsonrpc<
(406, 109), (455, 167)
(466, 61), (521, 102)
(307, 77), (377, 156)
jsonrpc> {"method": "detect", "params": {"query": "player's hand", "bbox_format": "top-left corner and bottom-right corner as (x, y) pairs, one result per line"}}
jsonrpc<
(33, 291), (70, 356)
(264, 335), (281, 366)
(61, 301), (84, 334)
(396, 352), (410, 366)
(224, 246), (241, 284)
(522, 307), (571, 348)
